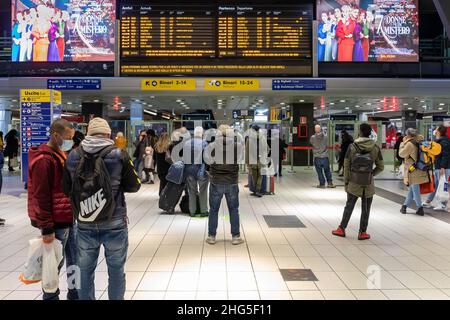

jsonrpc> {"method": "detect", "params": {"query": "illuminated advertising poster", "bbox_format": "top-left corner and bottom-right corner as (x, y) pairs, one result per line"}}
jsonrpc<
(316, 0), (419, 62)
(11, 0), (116, 62)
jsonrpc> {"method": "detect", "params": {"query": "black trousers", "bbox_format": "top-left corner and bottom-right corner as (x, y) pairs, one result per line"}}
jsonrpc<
(339, 192), (373, 233)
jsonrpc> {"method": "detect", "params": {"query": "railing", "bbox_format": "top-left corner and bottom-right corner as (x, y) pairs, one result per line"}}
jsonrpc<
(0, 37), (12, 62)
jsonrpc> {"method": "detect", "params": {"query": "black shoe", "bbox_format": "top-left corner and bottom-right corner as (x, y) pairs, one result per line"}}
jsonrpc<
(8, 167), (14, 172)
(338, 174), (344, 177)
(254, 192), (263, 198)
(142, 179), (149, 184)
(400, 205), (407, 214)
(416, 207), (425, 216)
(274, 174), (278, 177)
(0, 218), (5, 226)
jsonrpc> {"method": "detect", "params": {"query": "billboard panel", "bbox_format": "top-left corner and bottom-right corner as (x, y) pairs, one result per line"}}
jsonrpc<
(316, 0), (419, 62)
(11, 0), (116, 62)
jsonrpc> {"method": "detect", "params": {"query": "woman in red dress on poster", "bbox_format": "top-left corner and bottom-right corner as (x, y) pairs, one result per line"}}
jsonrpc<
(336, 5), (355, 62)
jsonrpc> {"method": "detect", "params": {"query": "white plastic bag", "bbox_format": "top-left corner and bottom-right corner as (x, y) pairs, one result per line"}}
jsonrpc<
(19, 237), (44, 284)
(42, 239), (63, 293)
(436, 176), (449, 203)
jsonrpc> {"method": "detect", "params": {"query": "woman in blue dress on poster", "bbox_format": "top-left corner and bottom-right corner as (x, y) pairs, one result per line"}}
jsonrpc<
(47, 10), (61, 62)
(12, 12), (23, 62)
(324, 12), (337, 62)
(352, 8), (364, 62)
(318, 12), (328, 62)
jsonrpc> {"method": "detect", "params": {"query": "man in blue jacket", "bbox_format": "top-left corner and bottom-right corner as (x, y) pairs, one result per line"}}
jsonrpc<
(63, 118), (140, 300)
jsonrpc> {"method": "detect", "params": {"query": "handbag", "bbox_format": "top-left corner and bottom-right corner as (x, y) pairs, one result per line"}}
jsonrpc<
(166, 161), (185, 184)
(9, 157), (19, 168)
(419, 173), (435, 195)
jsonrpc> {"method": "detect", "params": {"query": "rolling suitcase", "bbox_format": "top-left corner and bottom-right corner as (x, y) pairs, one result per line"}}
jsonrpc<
(159, 182), (184, 213)
(179, 194), (201, 215)
(265, 175), (275, 195)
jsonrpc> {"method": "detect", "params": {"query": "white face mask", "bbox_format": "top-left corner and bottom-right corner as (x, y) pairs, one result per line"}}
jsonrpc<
(60, 139), (74, 152)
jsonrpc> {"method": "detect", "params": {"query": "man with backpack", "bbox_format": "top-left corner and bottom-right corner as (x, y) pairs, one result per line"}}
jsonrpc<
(63, 118), (141, 300)
(332, 123), (384, 240)
(27, 119), (76, 300)
(399, 128), (430, 216)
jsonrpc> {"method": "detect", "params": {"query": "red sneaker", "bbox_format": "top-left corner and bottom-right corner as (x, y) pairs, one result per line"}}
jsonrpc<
(358, 232), (371, 240)
(332, 227), (346, 237)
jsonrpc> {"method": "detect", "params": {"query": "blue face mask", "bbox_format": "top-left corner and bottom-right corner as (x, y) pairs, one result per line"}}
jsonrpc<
(60, 139), (74, 152)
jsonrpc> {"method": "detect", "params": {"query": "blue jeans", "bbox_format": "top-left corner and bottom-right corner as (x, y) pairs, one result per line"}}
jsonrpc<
(42, 228), (69, 300)
(77, 218), (128, 300)
(427, 169), (450, 202)
(208, 183), (240, 237)
(404, 184), (422, 208)
(314, 157), (333, 186)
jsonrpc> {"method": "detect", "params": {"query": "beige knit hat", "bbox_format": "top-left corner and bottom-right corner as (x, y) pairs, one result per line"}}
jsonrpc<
(87, 117), (111, 136)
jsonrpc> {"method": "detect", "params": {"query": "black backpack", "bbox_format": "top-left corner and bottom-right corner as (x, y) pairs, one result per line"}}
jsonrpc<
(349, 143), (375, 186)
(70, 145), (116, 223)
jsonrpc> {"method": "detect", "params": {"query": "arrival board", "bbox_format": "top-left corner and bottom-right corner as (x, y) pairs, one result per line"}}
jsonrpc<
(120, 3), (312, 76)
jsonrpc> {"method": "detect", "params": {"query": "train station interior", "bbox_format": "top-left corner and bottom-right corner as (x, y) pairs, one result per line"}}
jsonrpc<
(1, 0), (450, 304)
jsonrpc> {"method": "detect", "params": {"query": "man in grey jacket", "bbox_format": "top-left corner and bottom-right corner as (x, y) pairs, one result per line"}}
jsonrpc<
(310, 125), (335, 188)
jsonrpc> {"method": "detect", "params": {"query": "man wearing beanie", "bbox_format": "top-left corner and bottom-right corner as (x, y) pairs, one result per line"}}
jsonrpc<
(63, 117), (141, 300)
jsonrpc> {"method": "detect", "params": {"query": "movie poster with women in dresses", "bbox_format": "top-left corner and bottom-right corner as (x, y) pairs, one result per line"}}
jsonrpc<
(316, 0), (419, 62)
(11, 0), (116, 62)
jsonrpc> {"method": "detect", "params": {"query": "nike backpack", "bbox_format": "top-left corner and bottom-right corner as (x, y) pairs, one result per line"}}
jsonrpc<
(70, 145), (116, 223)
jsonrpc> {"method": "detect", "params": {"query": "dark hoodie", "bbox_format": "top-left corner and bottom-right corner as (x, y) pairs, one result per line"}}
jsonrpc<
(28, 144), (72, 235)
(206, 133), (244, 185)
(64, 136), (141, 223)
(344, 137), (384, 198)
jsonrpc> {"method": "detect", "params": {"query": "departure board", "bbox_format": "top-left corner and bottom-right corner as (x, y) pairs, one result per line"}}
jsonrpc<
(120, 2), (313, 76)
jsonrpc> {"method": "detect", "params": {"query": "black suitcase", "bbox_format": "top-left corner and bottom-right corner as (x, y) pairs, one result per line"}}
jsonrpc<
(159, 182), (184, 213)
(179, 194), (201, 215)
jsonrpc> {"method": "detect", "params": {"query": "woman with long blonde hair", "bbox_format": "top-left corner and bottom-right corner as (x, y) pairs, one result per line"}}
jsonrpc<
(154, 133), (172, 195)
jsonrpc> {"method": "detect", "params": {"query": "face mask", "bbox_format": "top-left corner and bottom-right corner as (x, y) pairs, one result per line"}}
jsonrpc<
(60, 139), (74, 152)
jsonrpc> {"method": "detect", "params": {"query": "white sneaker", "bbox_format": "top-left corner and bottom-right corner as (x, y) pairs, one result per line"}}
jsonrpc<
(422, 202), (434, 208)
(206, 235), (216, 245)
(433, 204), (447, 211)
(231, 236), (244, 245)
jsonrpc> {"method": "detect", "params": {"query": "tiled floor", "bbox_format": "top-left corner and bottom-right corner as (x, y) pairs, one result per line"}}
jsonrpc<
(2, 167), (450, 300)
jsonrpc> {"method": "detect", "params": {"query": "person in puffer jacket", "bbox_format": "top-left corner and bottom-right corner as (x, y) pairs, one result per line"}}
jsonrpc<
(27, 118), (75, 300)
(423, 125), (450, 211)
(63, 118), (140, 300)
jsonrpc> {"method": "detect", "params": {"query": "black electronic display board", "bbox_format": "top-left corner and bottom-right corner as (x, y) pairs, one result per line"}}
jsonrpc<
(119, 1), (313, 76)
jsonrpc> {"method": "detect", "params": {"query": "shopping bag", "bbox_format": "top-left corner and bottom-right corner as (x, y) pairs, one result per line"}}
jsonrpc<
(19, 237), (44, 285)
(41, 240), (63, 293)
(9, 157), (19, 168)
(436, 176), (449, 203)
(419, 174), (435, 195)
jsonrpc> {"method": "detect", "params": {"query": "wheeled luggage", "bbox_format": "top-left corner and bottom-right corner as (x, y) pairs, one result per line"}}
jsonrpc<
(159, 182), (185, 213)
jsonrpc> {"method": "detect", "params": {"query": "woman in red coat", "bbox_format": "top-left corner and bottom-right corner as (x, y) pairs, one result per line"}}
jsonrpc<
(337, 6), (355, 62)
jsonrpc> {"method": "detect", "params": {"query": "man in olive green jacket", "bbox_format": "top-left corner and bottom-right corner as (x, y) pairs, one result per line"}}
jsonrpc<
(332, 123), (384, 240)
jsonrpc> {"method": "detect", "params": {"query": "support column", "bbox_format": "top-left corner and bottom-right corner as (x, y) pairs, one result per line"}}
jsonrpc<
(292, 103), (314, 166)
(402, 110), (417, 130)
(82, 102), (106, 123)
